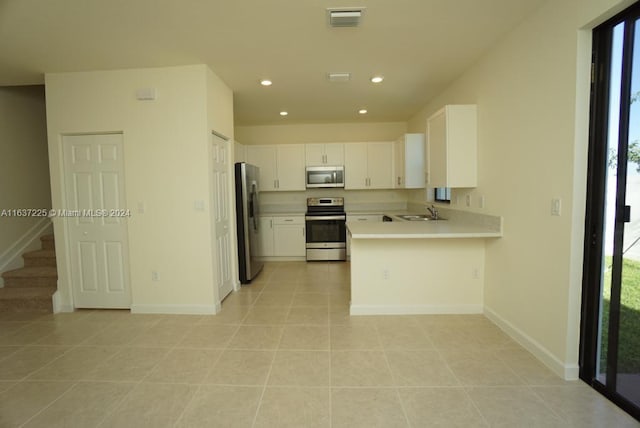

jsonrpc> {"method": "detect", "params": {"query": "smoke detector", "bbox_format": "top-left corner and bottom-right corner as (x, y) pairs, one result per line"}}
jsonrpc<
(327, 8), (364, 27)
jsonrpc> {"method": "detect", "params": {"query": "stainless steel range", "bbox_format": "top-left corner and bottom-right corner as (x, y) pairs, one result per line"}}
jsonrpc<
(305, 197), (347, 261)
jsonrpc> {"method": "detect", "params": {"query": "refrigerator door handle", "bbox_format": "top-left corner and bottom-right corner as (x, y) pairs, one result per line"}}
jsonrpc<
(250, 182), (259, 230)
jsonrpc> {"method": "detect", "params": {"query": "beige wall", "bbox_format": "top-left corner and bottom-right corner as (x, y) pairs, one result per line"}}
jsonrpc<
(406, 0), (635, 378)
(45, 65), (233, 313)
(0, 86), (51, 268)
(235, 122), (407, 145)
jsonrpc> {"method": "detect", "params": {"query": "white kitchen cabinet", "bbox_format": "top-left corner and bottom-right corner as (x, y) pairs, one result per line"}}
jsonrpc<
(258, 215), (305, 257)
(258, 216), (275, 256)
(394, 133), (425, 189)
(305, 143), (344, 166)
(246, 144), (305, 191)
(273, 216), (305, 257)
(234, 141), (247, 163)
(427, 105), (477, 188)
(344, 142), (394, 189)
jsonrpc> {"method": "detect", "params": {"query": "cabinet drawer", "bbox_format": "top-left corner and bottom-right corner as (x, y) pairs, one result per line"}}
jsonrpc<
(348, 214), (382, 222)
(273, 216), (304, 225)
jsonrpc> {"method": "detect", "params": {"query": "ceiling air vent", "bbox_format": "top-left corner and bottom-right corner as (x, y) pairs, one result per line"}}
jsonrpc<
(327, 72), (351, 83)
(327, 8), (364, 27)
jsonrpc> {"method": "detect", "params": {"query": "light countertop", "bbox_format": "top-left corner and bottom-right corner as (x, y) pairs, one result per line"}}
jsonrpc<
(348, 209), (503, 239)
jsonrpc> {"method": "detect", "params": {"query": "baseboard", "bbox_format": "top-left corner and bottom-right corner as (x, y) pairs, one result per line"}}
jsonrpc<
(258, 256), (307, 262)
(130, 303), (219, 315)
(350, 304), (483, 315)
(52, 291), (74, 313)
(0, 218), (52, 287)
(484, 305), (579, 380)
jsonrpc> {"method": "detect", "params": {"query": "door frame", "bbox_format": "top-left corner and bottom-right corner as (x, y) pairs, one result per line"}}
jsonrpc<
(58, 131), (132, 310)
(580, 2), (640, 421)
(209, 130), (240, 311)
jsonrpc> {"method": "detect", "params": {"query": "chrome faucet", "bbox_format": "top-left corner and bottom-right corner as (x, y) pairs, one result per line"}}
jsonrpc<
(426, 205), (439, 220)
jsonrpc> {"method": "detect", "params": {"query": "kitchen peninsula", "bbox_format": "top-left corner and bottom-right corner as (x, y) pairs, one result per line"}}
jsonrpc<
(347, 208), (502, 315)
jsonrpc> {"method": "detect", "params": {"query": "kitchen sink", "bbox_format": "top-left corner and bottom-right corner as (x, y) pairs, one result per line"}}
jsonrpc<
(396, 214), (446, 221)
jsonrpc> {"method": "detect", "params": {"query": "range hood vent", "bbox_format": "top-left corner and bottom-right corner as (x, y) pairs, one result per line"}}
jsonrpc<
(327, 8), (364, 27)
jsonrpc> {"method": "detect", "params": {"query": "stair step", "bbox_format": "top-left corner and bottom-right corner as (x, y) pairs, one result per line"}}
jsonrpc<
(0, 287), (55, 313)
(40, 234), (55, 251)
(23, 250), (57, 267)
(1, 267), (58, 288)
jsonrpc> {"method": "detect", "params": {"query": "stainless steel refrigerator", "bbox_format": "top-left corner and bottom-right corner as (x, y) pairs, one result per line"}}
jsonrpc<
(234, 162), (264, 283)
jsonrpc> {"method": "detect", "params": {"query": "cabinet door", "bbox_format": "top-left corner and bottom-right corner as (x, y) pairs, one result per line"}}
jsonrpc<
(367, 142), (394, 189)
(324, 143), (344, 165)
(247, 145), (278, 191)
(234, 142), (247, 163)
(258, 217), (274, 256)
(393, 138), (405, 188)
(305, 144), (325, 166)
(404, 134), (425, 188)
(344, 143), (368, 189)
(276, 144), (305, 191)
(427, 109), (447, 188)
(273, 224), (305, 256)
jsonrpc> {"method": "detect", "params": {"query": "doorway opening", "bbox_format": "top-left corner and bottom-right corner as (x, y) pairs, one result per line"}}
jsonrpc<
(581, 1), (640, 421)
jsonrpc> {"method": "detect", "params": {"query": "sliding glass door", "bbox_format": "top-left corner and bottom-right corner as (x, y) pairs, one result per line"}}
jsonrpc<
(581, 2), (640, 421)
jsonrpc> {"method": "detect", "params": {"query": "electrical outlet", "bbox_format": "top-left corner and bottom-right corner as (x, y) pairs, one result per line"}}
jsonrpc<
(472, 268), (479, 279)
(382, 269), (390, 280)
(151, 271), (159, 281)
(465, 194), (471, 207)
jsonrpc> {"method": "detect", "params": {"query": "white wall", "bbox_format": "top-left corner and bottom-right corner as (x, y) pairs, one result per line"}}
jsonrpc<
(0, 86), (51, 277)
(407, 0), (636, 378)
(45, 65), (233, 313)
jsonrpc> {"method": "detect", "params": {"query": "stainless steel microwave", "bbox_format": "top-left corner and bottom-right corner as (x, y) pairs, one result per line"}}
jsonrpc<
(305, 166), (345, 188)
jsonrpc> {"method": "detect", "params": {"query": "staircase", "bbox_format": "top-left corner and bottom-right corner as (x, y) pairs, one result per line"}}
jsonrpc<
(0, 234), (57, 312)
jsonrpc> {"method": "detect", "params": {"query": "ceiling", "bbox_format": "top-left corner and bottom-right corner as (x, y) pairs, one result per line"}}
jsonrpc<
(0, 0), (546, 126)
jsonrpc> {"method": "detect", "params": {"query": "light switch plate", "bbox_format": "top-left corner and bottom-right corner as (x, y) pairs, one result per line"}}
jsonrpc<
(551, 198), (561, 216)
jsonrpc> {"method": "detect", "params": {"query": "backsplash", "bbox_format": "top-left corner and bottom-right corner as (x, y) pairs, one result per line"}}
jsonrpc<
(408, 202), (503, 232)
(260, 189), (412, 214)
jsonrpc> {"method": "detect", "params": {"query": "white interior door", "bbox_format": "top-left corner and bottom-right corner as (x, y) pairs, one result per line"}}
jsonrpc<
(62, 133), (131, 308)
(212, 134), (233, 301)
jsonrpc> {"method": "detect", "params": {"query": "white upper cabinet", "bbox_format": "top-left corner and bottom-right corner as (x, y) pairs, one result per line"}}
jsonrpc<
(247, 145), (278, 191)
(393, 133), (425, 189)
(305, 143), (344, 166)
(426, 105), (477, 188)
(246, 144), (305, 191)
(234, 141), (247, 163)
(344, 142), (394, 189)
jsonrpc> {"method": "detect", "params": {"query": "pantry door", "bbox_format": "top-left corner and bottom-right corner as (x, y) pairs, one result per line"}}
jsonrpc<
(62, 133), (131, 308)
(212, 133), (233, 301)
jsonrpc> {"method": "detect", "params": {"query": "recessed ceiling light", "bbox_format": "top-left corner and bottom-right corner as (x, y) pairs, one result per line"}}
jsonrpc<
(260, 79), (273, 86)
(370, 76), (384, 83)
(358, 109), (368, 114)
(279, 111), (288, 116)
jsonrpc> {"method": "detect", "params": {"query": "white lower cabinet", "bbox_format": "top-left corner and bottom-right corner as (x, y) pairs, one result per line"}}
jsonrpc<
(258, 217), (275, 256)
(259, 215), (305, 257)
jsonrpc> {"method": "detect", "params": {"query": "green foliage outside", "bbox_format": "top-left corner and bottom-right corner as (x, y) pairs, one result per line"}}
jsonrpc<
(600, 256), (640, 373)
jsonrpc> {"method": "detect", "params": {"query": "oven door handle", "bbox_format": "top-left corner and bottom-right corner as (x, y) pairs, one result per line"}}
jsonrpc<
(305, 215), (346, 221)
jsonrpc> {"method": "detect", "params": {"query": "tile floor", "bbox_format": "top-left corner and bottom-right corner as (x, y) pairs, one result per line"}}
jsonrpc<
(0, 261), (638, 427)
